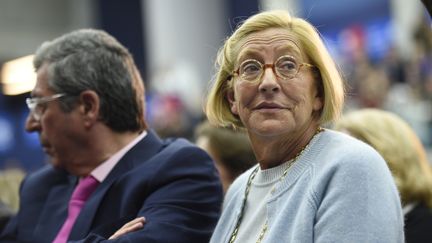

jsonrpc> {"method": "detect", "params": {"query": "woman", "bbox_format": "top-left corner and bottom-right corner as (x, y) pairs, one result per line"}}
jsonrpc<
(334, 108), (432, 243)
(205, 10), (404, 242)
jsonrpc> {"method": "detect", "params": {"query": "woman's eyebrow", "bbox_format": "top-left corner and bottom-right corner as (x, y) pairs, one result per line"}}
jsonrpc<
(276, 44), (302, 58)
(236, 49), (262, 62)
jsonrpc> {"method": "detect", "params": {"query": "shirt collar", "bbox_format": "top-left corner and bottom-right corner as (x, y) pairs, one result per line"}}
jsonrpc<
(90, 130), (148, 182)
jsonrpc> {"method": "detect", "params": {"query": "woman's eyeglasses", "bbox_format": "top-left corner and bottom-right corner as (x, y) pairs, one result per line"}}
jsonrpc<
(232, 55), (315, 83)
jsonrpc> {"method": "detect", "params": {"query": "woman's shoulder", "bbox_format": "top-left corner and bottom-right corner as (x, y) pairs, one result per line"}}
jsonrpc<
(316, 129), (383, 162)
(307, 130), (399, 209)
(319, 129), (371, 148)
(309, 129), (390, 178)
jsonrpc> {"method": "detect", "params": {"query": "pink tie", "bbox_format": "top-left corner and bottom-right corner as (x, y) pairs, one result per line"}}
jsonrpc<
(53, 175), (99, 243)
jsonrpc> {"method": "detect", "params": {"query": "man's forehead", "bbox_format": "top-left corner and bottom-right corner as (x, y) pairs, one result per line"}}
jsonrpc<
(31, 68), (51, 97)
(30, 86), (45, 97)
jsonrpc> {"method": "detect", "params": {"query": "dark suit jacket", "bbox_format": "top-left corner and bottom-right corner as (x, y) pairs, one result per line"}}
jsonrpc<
(405, 203), (432, 243)
(0, 201), (13, 233)
(0, 130), (223, 243)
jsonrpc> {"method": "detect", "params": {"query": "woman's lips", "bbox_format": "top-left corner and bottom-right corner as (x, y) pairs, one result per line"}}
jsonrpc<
(254, 102), (284, 110)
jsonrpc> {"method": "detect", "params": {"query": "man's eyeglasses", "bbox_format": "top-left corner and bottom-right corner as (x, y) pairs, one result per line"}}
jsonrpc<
(26, 93), (67, 121)
(232, 55), (315, 83)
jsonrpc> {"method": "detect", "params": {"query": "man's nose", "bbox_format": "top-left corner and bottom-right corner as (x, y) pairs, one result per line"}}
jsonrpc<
(25, 112), (40, 132)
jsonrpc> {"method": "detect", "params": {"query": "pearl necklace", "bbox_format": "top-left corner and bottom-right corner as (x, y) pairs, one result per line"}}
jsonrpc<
(228, 127), (323, 243)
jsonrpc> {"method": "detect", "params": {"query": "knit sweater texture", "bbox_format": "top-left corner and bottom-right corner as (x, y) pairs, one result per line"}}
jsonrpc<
(210, 129), (405, 243)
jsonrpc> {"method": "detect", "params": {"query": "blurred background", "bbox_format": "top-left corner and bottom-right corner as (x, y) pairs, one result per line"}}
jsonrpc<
(0, 0), (430, 173)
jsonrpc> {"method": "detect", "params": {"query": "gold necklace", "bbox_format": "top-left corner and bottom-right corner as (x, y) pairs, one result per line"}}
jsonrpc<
(228, 127), (323, 243)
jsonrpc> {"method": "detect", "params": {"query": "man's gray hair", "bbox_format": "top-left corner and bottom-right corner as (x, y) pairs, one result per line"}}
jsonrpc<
(34, 29), (146, 132)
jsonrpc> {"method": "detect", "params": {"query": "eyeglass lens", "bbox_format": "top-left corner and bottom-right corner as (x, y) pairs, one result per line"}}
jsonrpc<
(238, 55), (301, 82)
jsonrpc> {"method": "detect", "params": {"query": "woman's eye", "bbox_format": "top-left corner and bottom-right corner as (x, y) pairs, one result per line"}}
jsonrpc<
(241, 61), (261, 75)
(278, 60), (297, 71)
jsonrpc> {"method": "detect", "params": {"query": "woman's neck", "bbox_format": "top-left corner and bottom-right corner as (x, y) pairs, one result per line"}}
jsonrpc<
(250, 126), (321, 170)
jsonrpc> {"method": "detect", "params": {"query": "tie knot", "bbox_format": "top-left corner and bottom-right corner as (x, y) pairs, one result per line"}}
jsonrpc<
(71, 175), (99, 202)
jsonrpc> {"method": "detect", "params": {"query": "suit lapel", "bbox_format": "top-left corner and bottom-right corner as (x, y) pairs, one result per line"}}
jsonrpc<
(33, 172), (76, 242)
(68, 130), (164, 240)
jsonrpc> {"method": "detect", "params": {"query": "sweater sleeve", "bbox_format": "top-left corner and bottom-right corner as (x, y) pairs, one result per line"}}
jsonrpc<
(310, 142), (405, 243)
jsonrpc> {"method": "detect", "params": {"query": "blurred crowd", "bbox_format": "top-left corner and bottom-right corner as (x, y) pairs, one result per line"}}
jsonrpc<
(146, 15), (432, 149)
(341, 15), (432, 145)
(0, 5), (432, 241)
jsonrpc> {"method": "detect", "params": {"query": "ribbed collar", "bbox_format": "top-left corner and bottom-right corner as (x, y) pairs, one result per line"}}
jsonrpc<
(252, 129), (325, 189)
(254, 160), (293, 186)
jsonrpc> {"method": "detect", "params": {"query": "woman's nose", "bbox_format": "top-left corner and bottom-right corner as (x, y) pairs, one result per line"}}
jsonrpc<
(258, 67), (280, 93)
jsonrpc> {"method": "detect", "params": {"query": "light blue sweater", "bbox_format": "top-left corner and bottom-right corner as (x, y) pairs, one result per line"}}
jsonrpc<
(210, 129), (404, 243)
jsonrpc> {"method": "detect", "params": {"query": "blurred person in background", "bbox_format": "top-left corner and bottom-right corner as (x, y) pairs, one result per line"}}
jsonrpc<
(0, 29), (222, 243)
(148, 94), (192, 138)
(148, 61), (203, 139)
(0, 167), (25, 212)
(0, 163), (25, 232)
(334, 108), (432, 243)
(194, 121), (257, 193)
(356, 67), (391, 108)
(205, 10), (404, 242)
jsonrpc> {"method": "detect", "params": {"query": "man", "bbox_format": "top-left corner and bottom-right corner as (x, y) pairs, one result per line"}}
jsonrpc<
(0, 29), (223, 242)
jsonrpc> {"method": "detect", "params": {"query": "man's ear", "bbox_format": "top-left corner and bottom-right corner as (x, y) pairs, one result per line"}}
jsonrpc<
(78, 90), (100, 127)
(226, 89), (238, 115)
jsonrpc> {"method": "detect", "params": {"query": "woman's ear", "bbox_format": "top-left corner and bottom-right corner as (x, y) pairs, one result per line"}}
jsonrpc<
(313, 95), (323, 111)
(226, 89), (238, 115)
(78, 90), (100, 127)
(312, 74), (324, 111)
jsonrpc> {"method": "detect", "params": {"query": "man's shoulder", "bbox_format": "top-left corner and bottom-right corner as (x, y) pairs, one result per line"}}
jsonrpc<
(161, 137), (195, 148)
(159, 137), (209, 158)
(25, 165), (58, 182)
(127, 136), (213, 173)
(21, 165), (69, 191)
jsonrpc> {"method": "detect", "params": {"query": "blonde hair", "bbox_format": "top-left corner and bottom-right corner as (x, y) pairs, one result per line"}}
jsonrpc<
(205, 10), (345, 128)
(334, 108), (432, 207)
